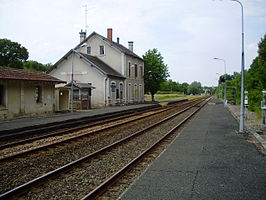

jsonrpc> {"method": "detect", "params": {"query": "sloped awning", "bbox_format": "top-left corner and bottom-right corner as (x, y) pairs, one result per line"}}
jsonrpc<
(65, 82), (96, 89)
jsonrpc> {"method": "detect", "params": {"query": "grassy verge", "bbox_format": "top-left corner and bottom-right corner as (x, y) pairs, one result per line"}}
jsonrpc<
(145, 94), (202, 106)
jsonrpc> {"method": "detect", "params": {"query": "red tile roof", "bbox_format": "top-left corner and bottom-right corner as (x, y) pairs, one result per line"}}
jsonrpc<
(0, 67), (65, 83)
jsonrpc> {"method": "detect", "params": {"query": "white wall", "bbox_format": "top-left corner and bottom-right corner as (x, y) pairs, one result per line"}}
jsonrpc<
(78, 35), (122, 74)
(49, 53), (107, 107)
(0, 80), (56, 120)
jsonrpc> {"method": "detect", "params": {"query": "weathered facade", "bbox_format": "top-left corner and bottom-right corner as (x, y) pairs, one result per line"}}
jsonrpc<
(48, 29), (144, 109)
(0, 67), (65, 120)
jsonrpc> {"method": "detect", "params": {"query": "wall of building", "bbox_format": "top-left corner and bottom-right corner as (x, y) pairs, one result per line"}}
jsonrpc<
(49, 53), (107, 107)
(124, 55), (145, 103)
(0, 80), (56, 120)
(107, 77), (126, 105)
(78, 35), (122, 74)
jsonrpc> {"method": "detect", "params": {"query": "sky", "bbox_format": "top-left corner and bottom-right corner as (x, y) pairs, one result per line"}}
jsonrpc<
(1, 0), (265, 86)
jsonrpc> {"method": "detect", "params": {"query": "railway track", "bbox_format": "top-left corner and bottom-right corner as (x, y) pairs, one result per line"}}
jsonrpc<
(0, 99), (199, 162)
(0, 104), (162, 142)
(0, 97), (210, 199)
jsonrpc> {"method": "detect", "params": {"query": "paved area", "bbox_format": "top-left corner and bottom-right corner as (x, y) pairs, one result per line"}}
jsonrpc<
(0, 104), (158, 132)
(227, 104), (266, 150)
(120, 99), (266, 200)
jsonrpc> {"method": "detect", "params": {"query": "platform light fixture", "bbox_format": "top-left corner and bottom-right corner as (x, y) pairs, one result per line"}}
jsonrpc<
(215, 0), (245, 133)
(214, 57), (227, 106)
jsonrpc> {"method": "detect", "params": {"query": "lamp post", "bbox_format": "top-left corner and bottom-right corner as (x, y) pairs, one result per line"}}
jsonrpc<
(230, 0), (245, 133)
(70, 49), (78, 113)
(216, 73), (222, 99)
(71, 50), (74, 112)
(214, 57), (227, 106)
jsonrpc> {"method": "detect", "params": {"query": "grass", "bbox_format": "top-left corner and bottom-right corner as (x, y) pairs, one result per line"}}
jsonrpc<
(145, 93), (203, 106)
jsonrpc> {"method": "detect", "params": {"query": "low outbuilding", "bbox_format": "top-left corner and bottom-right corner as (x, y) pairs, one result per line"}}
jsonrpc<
(0, 67), (65, 120)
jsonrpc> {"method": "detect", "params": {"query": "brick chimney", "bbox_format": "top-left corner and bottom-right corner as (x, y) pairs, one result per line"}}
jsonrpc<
(128, 41), (133, 51)
(107, 28), (112, 41)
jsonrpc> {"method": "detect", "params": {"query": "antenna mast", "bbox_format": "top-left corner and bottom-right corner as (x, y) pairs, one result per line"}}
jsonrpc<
(82, 4), (89, 32)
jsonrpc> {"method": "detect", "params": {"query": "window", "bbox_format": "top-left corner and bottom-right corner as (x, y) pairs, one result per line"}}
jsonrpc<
(128, 62), (131, 77)
(111, 82), (116, 92)
(119, 83), (123, 100)
(111, 82), (116, 101)
(73, 89), (79, 101)
(128, 83), (132, 101)
(140, 66), (143, 77)
(135, 64), (138, 78)
(139, 84), (142, 100)
(0, 85), (5, 106)
(35, 86), (42, 103)
(99, 45), (105, 55)
(87, 46), (91, 55)
(134, 84), (137, 100)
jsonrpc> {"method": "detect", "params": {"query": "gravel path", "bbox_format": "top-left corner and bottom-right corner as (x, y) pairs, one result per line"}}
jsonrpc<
(227, 104), (266, 139)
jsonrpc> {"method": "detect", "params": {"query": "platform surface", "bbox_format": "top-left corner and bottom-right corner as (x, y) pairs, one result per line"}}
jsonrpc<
(120, 99), (266, 200)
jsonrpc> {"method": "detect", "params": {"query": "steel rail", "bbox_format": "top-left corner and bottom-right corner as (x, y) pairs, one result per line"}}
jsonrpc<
(0, 105), (176, 162)
(81, 97), (211, 200)
(0, 106), (171, 150)
(0, 98), (196, 141)
(0, 98), (193, 147)
(0, 105), (161, 140)
(0, 99), (200, 162)
(0, 98), (208, 199)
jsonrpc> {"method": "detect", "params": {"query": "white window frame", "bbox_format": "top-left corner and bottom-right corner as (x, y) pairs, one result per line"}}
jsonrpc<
(99, 45), (105, 56)
(87, 46), (91, 55)
(128, 61), (131, 77)
(119, 82), (123, 100)
(134, 64), (138, 78)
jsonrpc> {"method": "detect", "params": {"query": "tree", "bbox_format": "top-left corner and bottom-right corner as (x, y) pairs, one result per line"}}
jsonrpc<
(159, 79), (182, 93)
(216, 34), (266, 113)
(181, 82), (189, 94)
(143, 48), (169, 101)
(0, 38), (29, 68)
(188, 81), (203, 95)
(245, 34), (266, 112)
(23, 60), (51, 72)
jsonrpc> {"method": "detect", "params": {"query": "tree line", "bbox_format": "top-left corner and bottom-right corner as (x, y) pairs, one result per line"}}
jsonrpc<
(143, 48), (215, 101)
(1, 38), (214, 100)
(217, 34), (266, 113)
(0, 38), (51, 72)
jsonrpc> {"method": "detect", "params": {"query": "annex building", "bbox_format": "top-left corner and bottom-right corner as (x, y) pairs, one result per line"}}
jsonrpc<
(0, 67), (65, 120)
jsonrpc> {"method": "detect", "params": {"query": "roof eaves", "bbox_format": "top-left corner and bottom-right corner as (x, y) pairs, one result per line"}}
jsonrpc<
(75, 51), (107, 76)
(47, 49), (73, 74)
(107, 74), (126, 79)
(74, 31), (97, 50)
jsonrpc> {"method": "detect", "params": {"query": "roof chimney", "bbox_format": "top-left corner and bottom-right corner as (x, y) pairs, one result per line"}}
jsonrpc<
(107, 28), (112, 41)
(79, 29), (86, 42)
(117, 37), (120, 44)
(128, 41), (133, 51)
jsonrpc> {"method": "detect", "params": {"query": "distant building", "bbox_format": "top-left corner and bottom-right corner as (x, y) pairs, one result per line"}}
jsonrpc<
(48, 28), (144, 109)
(0, 67), (65, 120)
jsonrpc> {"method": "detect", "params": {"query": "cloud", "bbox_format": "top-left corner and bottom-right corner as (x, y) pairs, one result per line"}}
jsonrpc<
(0, 0), (265, 86)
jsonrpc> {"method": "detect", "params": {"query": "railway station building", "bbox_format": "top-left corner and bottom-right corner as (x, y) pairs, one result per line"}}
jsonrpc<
(48, 28), (144, 110)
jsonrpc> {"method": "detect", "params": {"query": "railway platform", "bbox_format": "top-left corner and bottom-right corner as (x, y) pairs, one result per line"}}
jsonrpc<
(120, 99), (266, 200)
(0, 103), (159, 133)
